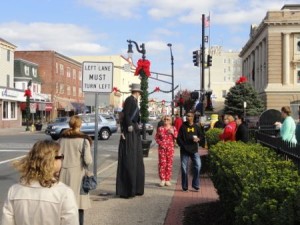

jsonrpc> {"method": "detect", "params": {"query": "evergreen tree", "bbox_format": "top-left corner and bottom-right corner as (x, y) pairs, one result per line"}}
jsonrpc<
(224, 76), (265, 116)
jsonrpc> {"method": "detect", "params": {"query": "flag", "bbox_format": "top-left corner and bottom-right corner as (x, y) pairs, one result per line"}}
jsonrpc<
(205, 16), (210, 28)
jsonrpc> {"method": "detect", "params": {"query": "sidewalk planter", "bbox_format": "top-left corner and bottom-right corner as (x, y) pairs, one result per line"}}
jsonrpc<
(142, 139), (152, 157)
(34, 123), (43, 131)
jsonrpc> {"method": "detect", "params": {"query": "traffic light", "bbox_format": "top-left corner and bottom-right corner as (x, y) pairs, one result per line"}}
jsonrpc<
(207, 54), (212, 67)
(192, 50), (199, 67)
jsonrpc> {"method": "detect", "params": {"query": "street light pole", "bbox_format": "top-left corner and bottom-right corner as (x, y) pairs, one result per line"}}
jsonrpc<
(167, 43), (174, 117)
(127, 39), (148, 140)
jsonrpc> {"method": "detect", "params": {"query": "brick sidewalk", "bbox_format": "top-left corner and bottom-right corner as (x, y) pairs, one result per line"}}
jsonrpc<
(164, 149), (219, 225)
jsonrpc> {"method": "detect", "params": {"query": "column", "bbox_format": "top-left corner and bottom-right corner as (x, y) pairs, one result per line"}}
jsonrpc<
(283, 33), (290, 85)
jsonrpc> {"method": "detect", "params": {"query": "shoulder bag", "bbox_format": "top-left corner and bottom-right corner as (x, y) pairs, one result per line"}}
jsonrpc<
(81, 138), (97, 194)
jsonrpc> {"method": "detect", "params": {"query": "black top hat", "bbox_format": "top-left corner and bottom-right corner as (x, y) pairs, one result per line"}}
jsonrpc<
(130, 83), (143, 93)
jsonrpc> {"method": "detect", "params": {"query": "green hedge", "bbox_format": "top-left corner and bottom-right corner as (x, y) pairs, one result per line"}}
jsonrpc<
(209, 141), (300, 225)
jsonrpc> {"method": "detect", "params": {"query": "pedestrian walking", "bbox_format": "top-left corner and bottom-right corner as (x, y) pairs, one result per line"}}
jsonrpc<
(116, 83), (145, 198)
(59, 115), (93, 225)
(2, 140), (79, 225)
(173, 113), (183, 132)
(155, 115), (178, 187)
(274, 106), (297, 144)
(177, 112), (204, 192)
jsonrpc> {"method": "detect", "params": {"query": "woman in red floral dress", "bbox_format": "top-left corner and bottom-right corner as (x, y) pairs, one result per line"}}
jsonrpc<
(155, 115), (178, 187)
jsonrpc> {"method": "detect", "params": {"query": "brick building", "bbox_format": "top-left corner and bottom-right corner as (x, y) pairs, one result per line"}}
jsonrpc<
(15, 51), (84, 119)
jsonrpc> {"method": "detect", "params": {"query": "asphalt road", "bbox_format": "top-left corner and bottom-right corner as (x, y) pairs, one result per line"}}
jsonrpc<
(0, 124), (156, 216)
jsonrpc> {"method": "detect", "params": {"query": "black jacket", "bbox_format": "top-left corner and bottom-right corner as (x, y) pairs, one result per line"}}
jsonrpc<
(121, 95), (140, 130)
(235, 123), (249, 143)
(177, 122), (204, 154)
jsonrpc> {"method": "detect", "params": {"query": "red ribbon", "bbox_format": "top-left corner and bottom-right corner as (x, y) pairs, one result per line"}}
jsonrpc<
(154, 87), (160, 92)
(134, 59), (151, 77)
(236, 76), (247, 84)
(113, 87), (119, 92)
(24, 89), (32, 97)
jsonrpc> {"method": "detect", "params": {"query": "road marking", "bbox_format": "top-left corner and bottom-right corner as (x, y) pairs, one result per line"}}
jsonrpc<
(0, 150), (29, 152)
(0, 155), (25, 165)
(97, 161), (117, 175)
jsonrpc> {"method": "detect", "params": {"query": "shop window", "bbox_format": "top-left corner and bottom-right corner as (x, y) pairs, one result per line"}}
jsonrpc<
(2, 101), (16, 120)
(7, 50), (10, 61)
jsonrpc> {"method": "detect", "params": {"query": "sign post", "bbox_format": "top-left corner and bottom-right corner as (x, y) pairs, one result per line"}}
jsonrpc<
(82, 61), (113, 178)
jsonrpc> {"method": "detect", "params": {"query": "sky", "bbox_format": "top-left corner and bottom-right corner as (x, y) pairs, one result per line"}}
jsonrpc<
(0, 0), (294, 102)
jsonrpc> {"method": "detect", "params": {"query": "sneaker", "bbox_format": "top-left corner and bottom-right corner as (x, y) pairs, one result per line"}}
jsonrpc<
(165, 181), (172, 186)
(159, 180), (165, 187)
(192, 186), (199, 192)
(182, 189), (188, 192)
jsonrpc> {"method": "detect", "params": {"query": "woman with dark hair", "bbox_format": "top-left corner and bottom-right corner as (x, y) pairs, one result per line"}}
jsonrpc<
(235, 114), (249, 143)
(274, 106), (297, 144)
(59, 115), (93, 225)
(2, 140), (79, 225)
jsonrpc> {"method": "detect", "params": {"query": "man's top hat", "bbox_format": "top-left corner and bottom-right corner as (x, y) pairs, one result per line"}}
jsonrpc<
(130, 83), (143, 93)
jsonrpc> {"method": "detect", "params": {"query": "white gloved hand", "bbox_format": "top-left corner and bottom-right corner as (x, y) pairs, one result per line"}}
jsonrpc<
(128, 125), (133, 132)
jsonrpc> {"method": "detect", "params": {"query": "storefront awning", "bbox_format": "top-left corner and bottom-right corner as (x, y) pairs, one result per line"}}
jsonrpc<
(57, 101), (74, 111)
(71, 102), (85, 112)
(20, 102), (53, 112)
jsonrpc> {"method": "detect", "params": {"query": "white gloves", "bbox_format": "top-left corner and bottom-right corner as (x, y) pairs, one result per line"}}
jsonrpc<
(128, 125), (133, 132)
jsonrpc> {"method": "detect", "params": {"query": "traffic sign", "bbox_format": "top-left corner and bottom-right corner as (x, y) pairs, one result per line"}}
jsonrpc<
(82, 62), (114, 93)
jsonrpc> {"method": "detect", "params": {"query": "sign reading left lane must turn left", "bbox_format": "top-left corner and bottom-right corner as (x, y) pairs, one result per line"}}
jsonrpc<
(82, 61), (114, 93)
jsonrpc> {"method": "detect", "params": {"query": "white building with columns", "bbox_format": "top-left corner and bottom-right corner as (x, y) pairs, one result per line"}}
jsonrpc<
(239, 4), (300, 117)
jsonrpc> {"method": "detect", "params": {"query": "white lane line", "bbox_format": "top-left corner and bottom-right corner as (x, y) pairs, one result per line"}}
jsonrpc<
(0, 150), (29, 152)
(97, 161), (118, 175)
(0, 155), (25, 165)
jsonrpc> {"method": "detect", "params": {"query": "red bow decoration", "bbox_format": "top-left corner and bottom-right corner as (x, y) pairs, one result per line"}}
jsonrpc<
(113, 87), (119, 92)
(24, 89), (32, 97)
(134, 59), (151, 77)
(154, 87), (160, 92)
(236, 76), (248, 84)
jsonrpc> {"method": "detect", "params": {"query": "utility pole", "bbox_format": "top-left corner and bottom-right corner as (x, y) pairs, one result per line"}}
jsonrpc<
(201, 14), (205, 116)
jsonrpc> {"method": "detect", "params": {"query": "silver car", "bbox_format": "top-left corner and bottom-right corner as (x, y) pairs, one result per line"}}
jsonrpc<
(45, 114), (118, 140)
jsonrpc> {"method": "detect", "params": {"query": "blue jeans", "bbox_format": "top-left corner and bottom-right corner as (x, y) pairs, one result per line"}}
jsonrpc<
(180, 149), (201, 190)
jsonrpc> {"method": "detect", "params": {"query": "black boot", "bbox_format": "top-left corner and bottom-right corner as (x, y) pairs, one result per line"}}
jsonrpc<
(79, 209), (84, 225)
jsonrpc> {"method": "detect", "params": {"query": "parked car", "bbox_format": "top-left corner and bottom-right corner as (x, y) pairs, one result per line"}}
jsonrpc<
(138, 123), (154, 135)
(100, 113), (116, 123)
(45, 114), (118, 140)
(148, 115), (158, 121)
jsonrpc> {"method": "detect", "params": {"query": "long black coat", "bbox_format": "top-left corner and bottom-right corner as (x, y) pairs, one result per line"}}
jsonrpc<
(116, 95), (145, 198)
(235, 123), (249, 143)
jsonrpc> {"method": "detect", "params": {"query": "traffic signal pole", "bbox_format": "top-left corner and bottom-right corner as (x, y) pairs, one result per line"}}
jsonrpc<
(201, 14), (205, 116)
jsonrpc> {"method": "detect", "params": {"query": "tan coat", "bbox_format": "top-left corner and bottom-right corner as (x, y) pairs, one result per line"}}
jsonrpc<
(59, 135), (93, 210)
(2, 181), (79, 225)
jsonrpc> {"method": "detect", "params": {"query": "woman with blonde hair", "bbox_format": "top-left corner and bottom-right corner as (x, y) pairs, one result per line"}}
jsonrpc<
(219, 114), (237, 141)
(59, 115), (93, 225)
(2, 140), (79, 225)
(155, 115), (178, 187)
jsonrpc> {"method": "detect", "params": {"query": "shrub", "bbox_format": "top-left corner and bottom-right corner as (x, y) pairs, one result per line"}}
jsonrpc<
(205, 128), (222, 149)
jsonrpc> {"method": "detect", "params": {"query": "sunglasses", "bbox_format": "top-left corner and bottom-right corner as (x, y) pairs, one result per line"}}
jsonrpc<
(164, 118), (171, 121)
(55, 154), (64, 160)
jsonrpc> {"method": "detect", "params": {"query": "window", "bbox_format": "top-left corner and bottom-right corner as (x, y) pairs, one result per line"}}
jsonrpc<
(224, 59), (227, 63)
(295, 35), (300, 54)
(2, 101), (16, 120)
(67, 67), (71, 78)
(24, 65), (30, 75)
(32, 68), (37, 77)
(60, 64), (64, 75)
(67, 85), (71, 95)
(56, 62), (58, 74)
(78, 71), (82, 80)
(73, 69), (76, 79)
(73, 86), (76, 96)
(59, 84), (64, 94)
(78, 87), (82, 97)
(222, 90), (227, 97)
(297, 64), (300, 83)
(7, 50), (10, 61)
(6, 74), (10, 87)
(56, 82), (59, 94)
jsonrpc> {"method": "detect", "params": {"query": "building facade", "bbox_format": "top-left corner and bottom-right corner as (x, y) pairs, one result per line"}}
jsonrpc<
(0, 38), (25, 128)
(15, 51), (84, 119)
(206, 46), (242, 111)
(239, 4), (300, 117)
